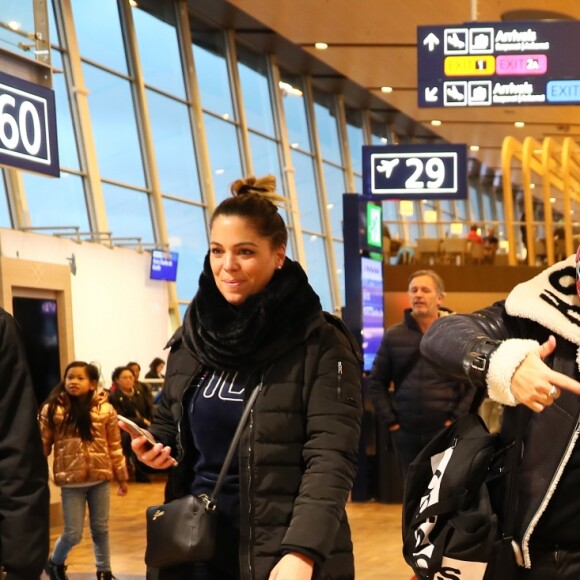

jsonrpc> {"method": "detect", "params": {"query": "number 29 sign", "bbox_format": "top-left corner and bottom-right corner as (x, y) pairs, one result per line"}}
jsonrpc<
(362, 143), (467, 200)
(0, 72), (59, 177)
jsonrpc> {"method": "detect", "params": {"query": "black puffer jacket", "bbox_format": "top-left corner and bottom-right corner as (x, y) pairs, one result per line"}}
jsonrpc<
(367, 307), (475, 431)
(0, 308), (49, 579)
(421, 255), (580, 568)
(150, 312), (362, 580)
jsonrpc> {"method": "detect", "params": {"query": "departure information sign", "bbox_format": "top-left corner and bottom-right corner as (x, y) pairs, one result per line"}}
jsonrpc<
(362, 144), (467, 200)
(418, 21), (580, 108)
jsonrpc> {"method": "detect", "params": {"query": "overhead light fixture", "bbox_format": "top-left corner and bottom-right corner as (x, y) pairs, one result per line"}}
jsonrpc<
(129, 0), (138, 6)
(290, 142), (299, 149)
(431, 119), (442, 127)
(450, 222), (464, 235)
(7, 21), (21, 31)
(278, 81), (303, 97)
(424, 210), (438, 223)
(381, 86), (393, 93)
(529, 183), (536, 189)
(550, 197), (556, 203)
(380, 137), (388, 144)
(314, 42), (328, 50)
(469, 145), (480, 152)
(514, 121), (525, 128)
(399, 200), (414, 217)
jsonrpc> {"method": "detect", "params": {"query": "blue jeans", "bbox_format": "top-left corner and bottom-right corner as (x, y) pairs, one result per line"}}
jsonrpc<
(51, 481), (111, 571)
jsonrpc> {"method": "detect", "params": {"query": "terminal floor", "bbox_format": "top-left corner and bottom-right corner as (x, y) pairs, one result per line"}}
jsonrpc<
(43, 476), (413, 580)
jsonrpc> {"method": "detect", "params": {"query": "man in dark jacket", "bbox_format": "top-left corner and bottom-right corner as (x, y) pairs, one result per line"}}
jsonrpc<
(367, 269), (476, 479)
(0, 308), (49, 579)
(420, 252), (580, 578)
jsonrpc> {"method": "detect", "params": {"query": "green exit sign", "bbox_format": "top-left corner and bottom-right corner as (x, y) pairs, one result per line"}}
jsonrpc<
(366, 203), (382, 249)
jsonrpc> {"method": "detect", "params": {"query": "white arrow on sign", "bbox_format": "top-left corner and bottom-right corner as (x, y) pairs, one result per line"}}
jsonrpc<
(423, 32), (440, 52)
(425, 87), (438, 102)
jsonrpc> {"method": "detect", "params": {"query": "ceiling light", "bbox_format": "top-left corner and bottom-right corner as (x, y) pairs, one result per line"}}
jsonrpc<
(380, 137), (388, 144)
(128, 0), (138, 6)
(290, 142), (299, 149)
(278, 81), (303, 97)
(381, 86), (393, 93)
(399, 201), (414, 217)
(470, 145), (480, 152)
(215, 168), (224, 175)
(431, 119), (442, 127)
(314, 42), (328, 50)
(550, 197), (556, 203)
(424, 210), (438, 223)
(222, 113), (230, 120)
(529, 183), (536, 189)
(8, 21), (21, 31)
(514, 121), (525, 128)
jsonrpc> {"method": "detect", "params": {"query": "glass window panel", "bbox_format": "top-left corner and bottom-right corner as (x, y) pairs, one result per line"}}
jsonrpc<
(83, 63), (145, 187)
(382, 200), (402, 240)
(147, 90), (201, 201)
(322, 162), (346, 239)
(163, 199), (207, 301)
(469, 183), (481, 221)
(0, 173), (12, 227)
(102, 183), (154, 243)
(192, 32), (234, 120)
(291, 150), (321, 232)
(203, 114), (242, 205)
(71, 0), (127, 74)
(237, 46), (275, 137)
(279, 73), (311, 153)
(24, 172), (88, 230)
(455, 198), (468, 221)
(370, 120), (390, 145)
(51, 50), (80, 171)
(482, 190), (494, 222)
(1, 1), (36, 61)
(346, 108), (364, 175)
(313, 90), (341, 164)
(353, 174), (362, 194)
(303, 233), (333, 312)
(48, 0), (59, 48)
(334, 240), (345, 308)
(133, 6), (185, 98)
(248, 133), (282, 186)
(440, 199), (455, 220)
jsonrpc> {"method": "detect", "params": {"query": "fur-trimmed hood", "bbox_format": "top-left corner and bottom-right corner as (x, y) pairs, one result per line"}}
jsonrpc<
(505, 254), (580, 346)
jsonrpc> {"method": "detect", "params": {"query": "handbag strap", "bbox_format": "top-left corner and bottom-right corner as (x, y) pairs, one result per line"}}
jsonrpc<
(209, 382), (261, 503)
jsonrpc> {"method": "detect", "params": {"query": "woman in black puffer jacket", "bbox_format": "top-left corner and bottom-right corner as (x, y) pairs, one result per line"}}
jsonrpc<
(123, 175), (362, 580)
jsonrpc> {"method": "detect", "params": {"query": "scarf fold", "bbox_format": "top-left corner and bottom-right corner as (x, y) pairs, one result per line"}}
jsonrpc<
(182, 255), (322, 371)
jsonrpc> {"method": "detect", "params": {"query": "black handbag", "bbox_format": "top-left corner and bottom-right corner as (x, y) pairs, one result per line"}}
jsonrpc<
(145, 385), (260, 569)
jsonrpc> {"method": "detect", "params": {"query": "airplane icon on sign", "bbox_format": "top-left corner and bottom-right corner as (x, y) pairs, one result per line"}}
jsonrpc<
(376, 158), (400, 178)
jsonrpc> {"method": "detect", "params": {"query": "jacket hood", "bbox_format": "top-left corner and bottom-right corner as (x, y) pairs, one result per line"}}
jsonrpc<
(505, 254), (580, 347)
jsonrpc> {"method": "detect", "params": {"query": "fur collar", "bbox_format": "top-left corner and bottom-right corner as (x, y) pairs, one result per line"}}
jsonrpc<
(182, 255), (322, 372)
(505, 254), (580, 347)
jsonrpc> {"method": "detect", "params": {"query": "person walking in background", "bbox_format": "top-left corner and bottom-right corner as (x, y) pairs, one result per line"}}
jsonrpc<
(109, 366), (154, 483)
(121, 175), (362, 580)
(367, 269), (477, 480)
(127, 361), (154, 408)
(40, 361), (128, 580)
(420, 248), (580, 579)
(467, 224), (483, 244)
(0, 307), (49, 579)
(144, 357), (165, 381)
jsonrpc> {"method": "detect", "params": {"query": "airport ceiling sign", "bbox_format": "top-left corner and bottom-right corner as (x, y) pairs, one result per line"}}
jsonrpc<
(418, 21), (580, 108)
(0, 71), (59, 176)
(362, 144), (467, 200)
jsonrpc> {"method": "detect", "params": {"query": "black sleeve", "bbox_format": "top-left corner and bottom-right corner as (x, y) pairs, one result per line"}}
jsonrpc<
(0, 310), (49, 579)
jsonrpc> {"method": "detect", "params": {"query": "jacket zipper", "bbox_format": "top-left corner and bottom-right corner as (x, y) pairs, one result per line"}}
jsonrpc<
(246, 381), (262, 579)
(521, 418), (580, 567)
(337, 361), (343, 400)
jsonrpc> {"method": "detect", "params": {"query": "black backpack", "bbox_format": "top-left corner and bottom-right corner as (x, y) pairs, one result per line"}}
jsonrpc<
(402, 412), (526, 580)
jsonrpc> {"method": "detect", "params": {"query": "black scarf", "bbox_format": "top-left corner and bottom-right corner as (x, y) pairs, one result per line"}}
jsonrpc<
(182, 255), (322, 372)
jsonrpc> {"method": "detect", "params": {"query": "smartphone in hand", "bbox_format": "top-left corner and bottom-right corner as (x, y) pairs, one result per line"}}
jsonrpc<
(117, 415), (157, 446)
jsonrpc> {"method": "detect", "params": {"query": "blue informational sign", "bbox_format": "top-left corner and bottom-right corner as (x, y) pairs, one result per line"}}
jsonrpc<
(0, 71), (59, 176)
(360, 256), (384, 372)
(150, 250), (179, 282)
(362, 143), (467, 199)
(418, 20), (580, 107)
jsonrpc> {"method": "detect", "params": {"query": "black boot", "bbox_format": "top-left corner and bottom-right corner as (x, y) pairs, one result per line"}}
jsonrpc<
(96, 572), (117, 580)
(45, 560), (69, 580)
